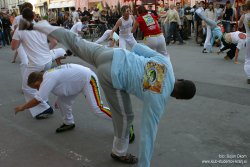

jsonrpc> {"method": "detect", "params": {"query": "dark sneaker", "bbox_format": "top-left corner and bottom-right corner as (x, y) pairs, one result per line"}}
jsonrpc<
(19, 18), (33, 30)
(110, 152), (138, 164)
(129, 125), (135, 144)
(65, 50), (73, 56)
(56, 124), (75, 133)
(35, 107), (53, 120)
(202, 49), (208, 53)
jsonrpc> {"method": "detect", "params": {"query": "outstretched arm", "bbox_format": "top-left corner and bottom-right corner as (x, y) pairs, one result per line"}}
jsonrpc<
(110, 19), (121, 39)
(138, 98), (166, 167)
(15, 98), (41, 114)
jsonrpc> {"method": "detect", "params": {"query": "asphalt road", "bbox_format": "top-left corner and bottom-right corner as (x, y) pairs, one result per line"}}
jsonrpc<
(0, 37), (249, 167)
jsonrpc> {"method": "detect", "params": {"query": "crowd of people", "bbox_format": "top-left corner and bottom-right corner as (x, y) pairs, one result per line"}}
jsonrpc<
(0, 0), (249, 166)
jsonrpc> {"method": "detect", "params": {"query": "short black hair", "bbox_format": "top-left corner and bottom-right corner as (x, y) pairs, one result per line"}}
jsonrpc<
(81, 16), (88, 22)
(178, 80), (196, 99)
(22, 8), (34, 21)
(137, 5), (147, 14)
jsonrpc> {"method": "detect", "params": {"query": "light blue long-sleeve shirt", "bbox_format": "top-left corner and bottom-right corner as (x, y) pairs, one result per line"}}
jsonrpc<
(111, 43), (175, 167)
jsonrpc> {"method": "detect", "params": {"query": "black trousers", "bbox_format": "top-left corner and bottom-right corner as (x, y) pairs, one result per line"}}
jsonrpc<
(166, 22), (183, 44)
(220, 37), (236, 59)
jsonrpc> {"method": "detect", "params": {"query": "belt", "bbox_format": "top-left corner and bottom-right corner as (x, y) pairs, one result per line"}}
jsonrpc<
(144, 33), (163, 39)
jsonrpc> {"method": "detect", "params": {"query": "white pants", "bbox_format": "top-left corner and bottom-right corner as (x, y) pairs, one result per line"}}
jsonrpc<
(22, 62), (52, 117)
(56, 72), (111, 125)
(144, 34), (169, 57)
(17, 44), (28, 83)
(244, 37), (250, 79)
(204, 26), (212, 52)
(95, 30), (112, 46)
(119, 34), (137, 49)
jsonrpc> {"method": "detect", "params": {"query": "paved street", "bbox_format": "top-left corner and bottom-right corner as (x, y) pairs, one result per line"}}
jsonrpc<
(0, 37), (250, 167)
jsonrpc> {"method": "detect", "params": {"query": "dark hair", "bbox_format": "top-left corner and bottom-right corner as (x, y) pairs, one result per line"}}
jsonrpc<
(20, 2), (33, 13)
(226, 0), (231, 4)
(22, 8), (34, 21)
(27, 71), (43, 86)
(178, 80), (196, 99)
(71, 7), (76, 11)
(81, 16), (88, 22)
(137, 5), (147, 14)
(121, 5), (129, 14)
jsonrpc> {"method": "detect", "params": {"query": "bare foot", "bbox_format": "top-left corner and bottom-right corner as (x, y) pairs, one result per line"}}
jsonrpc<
(234, 61), (241, 64)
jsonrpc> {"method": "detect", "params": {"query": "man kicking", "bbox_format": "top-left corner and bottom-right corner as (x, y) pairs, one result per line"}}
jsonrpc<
(195, 7), (223, 53)
(18, 13), (196, 167)
(15, 64), (111, 132)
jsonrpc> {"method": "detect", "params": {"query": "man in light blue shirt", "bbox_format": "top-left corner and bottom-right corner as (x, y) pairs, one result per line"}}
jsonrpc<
(19, 14), (196, 167)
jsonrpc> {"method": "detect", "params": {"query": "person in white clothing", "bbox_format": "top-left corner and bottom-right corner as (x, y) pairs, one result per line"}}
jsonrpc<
(95, 29), (119, 47)
(110, 5), (137, 49)
(218, 31), (246, 64)
(70, 16), (88, 36)
(15, 64), (112, 132)
(50, 48), (72, 65)
(12, 2), (33, 85)
(239, 1), (250, 84)
(71, 7), (79, 24)
(11, 8), (58, 119)
(202, 2), (216, 53)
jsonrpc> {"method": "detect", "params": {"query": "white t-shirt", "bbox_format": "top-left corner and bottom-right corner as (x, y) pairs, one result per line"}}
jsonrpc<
(231, 31), (246, 50)
(70, 22), (82, 34)
(34, 64), (92, 102)
(12, 29), (52, 66)
(72, 11), (79, 23)
(13, 15), (22, 27)
(119, 15), (134, 37)
(50, 48), (66, 61)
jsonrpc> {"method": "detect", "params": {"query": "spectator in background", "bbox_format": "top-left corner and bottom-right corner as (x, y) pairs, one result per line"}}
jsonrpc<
(164, 4), (184, 45)
(82, 7), (91, 18)
(159, 3), (169, 43)
(0, 15), (5, 47)
(184, 3), (193, 37)
(77, 7), (83, 16)
(176, 2), (185, 40)
(1, 12), (12, 45)
(92, 8), (100, 24)
(71, 7), (79, 24)
(10, 12), (17, 25)
(194, 1), (205, 45)
(222, 1), (233, 33)
(215, 3), (223, 21)
(63, 12), (73, 29)
(48, 9), (57, 25)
